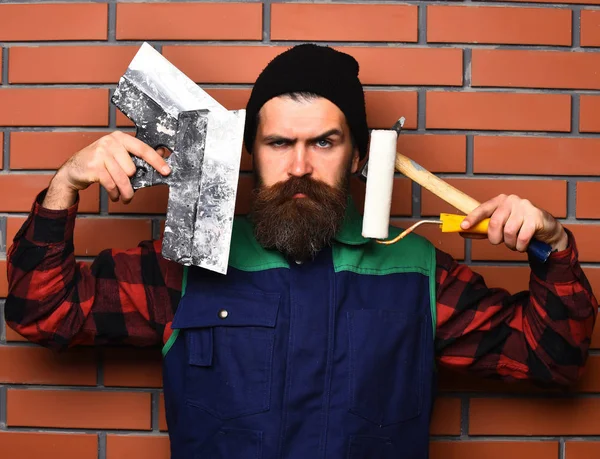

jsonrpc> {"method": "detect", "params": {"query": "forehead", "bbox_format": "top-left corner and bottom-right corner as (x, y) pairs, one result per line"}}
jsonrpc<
(257, 96), (348, 137)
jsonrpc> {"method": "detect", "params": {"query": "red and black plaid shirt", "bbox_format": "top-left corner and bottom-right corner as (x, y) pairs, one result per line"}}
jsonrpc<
(5, 192), (598, 385)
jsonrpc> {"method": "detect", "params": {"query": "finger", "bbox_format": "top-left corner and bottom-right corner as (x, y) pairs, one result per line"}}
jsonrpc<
(104, 156), (134, 203)
(487, 200), (512, 246)
(503, 212), (524, 251)
(516, 218), (537, 252)
(97, 167), (119, 202)
(114, 132), (171, 176)
(156, 146), (172, 158)
(461, 194), (505, 230)
(112, 144), (137, 178)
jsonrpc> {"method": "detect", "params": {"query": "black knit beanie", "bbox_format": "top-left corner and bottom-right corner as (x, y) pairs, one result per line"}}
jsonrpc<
(244, 44), (369, 160)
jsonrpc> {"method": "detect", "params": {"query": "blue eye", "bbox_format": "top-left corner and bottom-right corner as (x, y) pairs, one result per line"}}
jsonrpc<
(316, 139), (331, 148)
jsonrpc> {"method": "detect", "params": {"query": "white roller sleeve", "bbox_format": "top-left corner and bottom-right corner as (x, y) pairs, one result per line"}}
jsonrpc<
(361, 129), (398, 239)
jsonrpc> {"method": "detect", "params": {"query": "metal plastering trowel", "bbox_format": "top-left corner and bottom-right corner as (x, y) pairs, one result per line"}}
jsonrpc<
(111, 42), (245, 275)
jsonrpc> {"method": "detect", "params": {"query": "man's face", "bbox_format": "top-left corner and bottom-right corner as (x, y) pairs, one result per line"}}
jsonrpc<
(253, 95), (360, 188)
(250, 95), (360, 261)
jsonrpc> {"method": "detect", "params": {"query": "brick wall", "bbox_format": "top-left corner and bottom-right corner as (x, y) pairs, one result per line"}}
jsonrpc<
(0, 1), (599, 458)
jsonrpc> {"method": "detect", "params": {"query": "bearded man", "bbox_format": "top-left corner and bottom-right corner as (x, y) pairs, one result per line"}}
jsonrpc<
(5, 44), (597, 459)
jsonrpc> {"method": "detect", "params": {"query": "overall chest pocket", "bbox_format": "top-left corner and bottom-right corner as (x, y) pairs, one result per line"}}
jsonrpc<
(172, 288), (280, 420)
(347, 309), (426, 426)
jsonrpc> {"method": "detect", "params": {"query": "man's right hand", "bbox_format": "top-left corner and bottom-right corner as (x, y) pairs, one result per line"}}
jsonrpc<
(43, 132), (171, 210)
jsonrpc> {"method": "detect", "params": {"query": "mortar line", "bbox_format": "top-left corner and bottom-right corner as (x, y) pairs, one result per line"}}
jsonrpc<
(152, 220), (161, 241)
(107, 2), (116, 42)
(0, 386), (6, 429)
(411, 182), (421, 219)
(3, 131), (9, 172)
(463, 48), (472, 88)
(418, 3), (427, 44)
(0, 217), (6, 256)
(567, 180), (577, 219)
(98, 431), (106, 459)
(2, 47), (8, 87)
(460, 397), (470, 438)
(573, 6), (582, 49)
(572, 93), (581, 134)
(466, 135), (474, 175)
(417, 89), (426, 132)
(151, 391), (160, 432)
(263, 0), (272, 43)
(559, 438), (566, 459)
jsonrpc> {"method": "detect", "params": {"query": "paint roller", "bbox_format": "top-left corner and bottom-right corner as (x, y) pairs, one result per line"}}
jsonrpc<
(360, 120), (553, 263)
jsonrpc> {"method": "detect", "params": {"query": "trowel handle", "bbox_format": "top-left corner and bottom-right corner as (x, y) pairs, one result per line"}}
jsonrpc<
(395, 153), (553, 263)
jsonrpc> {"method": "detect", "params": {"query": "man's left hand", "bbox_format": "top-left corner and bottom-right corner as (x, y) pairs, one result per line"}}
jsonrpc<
(460, 194), (569, 253)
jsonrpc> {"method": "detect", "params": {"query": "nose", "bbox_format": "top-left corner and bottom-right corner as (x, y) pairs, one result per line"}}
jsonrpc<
(288, 143), (313, 178)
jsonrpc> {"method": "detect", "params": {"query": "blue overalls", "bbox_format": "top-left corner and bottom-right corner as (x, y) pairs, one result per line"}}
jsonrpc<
(162, 204), (437, 458)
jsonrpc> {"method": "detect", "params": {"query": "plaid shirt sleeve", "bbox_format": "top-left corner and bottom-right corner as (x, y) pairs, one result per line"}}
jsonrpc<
(5, 190), (183, 350)
(435, 230), (598, 385)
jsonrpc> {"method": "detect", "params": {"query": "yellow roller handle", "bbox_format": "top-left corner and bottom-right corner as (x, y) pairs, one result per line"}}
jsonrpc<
(439, 213), (489, 234)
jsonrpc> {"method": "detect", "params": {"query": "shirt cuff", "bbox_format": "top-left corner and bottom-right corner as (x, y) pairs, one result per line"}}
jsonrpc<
(529, 228), (580, 284)
(19, 188), (79, 244)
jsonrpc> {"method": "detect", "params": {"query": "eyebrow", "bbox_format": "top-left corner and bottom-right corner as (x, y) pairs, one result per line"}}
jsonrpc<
(263, 128), (344, 144)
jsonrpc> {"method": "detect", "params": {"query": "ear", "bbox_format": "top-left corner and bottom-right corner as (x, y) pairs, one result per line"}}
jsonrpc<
(350, 148), (360, 174)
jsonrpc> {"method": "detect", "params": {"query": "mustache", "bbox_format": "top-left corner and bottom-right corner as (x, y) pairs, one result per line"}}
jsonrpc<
(253, 175), (340, 205)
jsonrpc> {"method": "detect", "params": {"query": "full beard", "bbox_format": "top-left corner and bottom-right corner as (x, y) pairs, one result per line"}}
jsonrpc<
(251, 173), (350, 262)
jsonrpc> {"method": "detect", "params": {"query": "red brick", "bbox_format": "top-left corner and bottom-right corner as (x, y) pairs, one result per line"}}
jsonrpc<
(0, 4), (107, 41)
(420, 179), (567, 218)
(470, 398), (600, 435)
(427, 92), (571, 132)
(428, 5), (570, 46)
(163, 46), (283, 84)
(271, 4), (417, 42)
(365, 91), (418, 130)
(470, 265), (530, 294)
(0, 260), (7, 298)
(577, 182), (600, 218)
(580, 95), (600, 132)
(10, 46), (137, 84)
(107, 435), (170, 459)
(163, 46), (462, 86)
(109, 186), (169, 215)
(0, 132), (3, 169)
(430, 441), (558, 459)
(0, 346), (97, 386)
(5, 324), (27, 343)
(392, 219), (465, 261)
(581, 10), (600, 47)
(343, 47), (462, 86)
(0, 176), (99, 213)
(103, 348), (162, 388)
(10, 132), (107, 170)
(0, 89), (108, 127)
(0, 432), (97, 459)
(430, 397), (461, 436)
(474, 136), (600, 176)
(6, 217), (152, 257)
(350, 177), (412, 217)
(473, 50), (600, 89)
(399, 135), (466, 173)
(563, 224), (600, 263)
(7, 389), (151, 430)
(116, 2), (261, 40)
(566, 442), (600, 459)
(159, 393), (168, 431)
